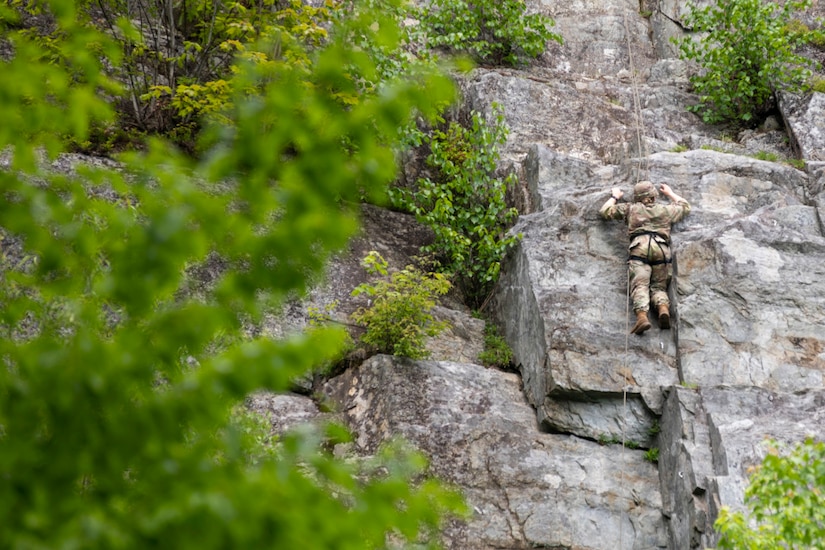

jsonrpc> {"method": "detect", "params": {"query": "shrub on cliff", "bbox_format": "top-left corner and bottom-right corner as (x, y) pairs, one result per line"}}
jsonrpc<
(392, 106), (521, 309)
(351, 251), (451, 359)
(418, 0), (561, 66)
(715, 438), (825, 548)
(675, 0), (818, 125)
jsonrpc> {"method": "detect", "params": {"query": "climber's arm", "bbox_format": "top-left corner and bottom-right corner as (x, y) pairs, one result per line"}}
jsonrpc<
(599, 187), (626, 220)
(660, 184), (691, 220)
(660, 184), (687, 204)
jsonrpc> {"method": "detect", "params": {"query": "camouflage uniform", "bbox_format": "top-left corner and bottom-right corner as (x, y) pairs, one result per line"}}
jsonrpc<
(600, 194), (691, 313)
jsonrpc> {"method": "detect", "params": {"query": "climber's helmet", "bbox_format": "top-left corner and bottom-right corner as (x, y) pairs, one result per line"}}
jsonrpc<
(634, 180), (658, 202)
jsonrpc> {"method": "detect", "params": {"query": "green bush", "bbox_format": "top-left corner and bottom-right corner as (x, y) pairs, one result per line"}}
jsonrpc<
(418, 0), (561, 66)
(10, 0), (436, 153)
(392, 105), (521, 308)
(0, 0), (466, 546)
(674, 0), (817, 125)
(351, 251), (451, 359)
(716, 438), (825, 548)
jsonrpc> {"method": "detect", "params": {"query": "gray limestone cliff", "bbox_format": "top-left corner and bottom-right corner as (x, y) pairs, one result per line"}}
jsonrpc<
(260, 0), (825, 548)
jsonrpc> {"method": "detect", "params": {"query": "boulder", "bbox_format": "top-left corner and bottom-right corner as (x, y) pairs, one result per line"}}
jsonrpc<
(323, 355), (668, 549)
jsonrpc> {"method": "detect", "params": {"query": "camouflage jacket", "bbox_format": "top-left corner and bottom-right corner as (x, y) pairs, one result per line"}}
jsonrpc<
(599, 199), (691, 246)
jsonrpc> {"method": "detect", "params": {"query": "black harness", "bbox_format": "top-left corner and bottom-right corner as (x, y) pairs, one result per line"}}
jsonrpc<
(628, 231), (671, 266)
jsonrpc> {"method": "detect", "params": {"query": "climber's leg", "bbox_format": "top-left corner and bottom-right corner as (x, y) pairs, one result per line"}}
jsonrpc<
(629, 260), (651, 314)
(650, 262), (672, 328)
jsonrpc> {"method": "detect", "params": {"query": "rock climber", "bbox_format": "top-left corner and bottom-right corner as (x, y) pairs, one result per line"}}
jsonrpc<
(599, 181), (691, 335)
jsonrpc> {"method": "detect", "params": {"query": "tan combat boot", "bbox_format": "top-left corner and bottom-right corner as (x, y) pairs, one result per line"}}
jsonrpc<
(631, 310), (651, 335)
(658, 303), (671, 329)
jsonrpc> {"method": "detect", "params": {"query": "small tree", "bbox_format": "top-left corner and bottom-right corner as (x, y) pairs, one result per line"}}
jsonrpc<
(392, 106), (520, 309)
(351, 251), (451, 359)
(716, 438), (825, 549)
(418, 0), (561, 66)
(675, 0), (817, 125)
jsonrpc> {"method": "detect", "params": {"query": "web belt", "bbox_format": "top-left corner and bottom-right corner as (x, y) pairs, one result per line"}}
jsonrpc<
(628, 255), (672, 265)
(628, 231), (671, 265)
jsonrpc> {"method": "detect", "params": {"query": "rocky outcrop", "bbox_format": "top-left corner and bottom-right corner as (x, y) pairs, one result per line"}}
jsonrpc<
(468, 1), (825, 545)
(481, 90), (825, 550)
(323, 355), (668, 549)
(492, 145), (679, 445)
(659, 386), (825, 549)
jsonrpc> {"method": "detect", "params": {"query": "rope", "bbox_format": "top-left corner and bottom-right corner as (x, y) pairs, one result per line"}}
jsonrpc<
(619, 268), (631, 549)
(619, 9), (651, 548)
(623, 9), (650, 182)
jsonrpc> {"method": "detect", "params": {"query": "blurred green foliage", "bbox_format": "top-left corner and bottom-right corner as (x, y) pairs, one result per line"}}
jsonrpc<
(0, 0), (467, 547)
(11, 0), (440, 153)
(716, 438), (825, 549)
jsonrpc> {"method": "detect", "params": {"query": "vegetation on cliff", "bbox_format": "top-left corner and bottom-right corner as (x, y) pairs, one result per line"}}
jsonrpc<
(716, 438), (825, 549)
(675, 0), (820, 125)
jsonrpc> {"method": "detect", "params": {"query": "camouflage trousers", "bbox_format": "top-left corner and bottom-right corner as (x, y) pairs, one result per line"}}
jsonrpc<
(628, 236), (671, 313)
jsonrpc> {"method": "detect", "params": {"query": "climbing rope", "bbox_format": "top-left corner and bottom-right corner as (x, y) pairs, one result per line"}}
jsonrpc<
(619, 269), (631, 549)
(623, 9), (650, 182)
(619, 9), (652, 548)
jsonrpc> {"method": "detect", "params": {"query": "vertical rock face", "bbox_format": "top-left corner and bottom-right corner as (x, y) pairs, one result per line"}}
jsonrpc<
(487, 135), (824, 550)
(649, 152), (825, 391)
(469, 0), (825, 547)
(493, 144), (679, 449)
(544, 0), (658, 78)
(275, 1), (825, 548)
